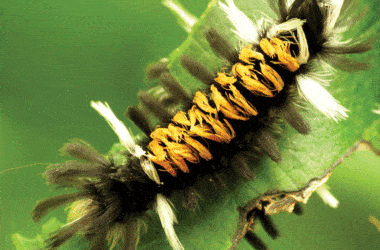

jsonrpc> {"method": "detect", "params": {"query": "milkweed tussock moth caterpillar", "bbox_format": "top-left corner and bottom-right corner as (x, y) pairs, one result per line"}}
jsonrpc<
(28, 0), (375, 249)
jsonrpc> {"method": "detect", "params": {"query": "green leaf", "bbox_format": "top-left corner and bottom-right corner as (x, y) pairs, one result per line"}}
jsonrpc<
(12, 218), (63, 250)
(135, 0), (380, 249)
(12, 217), (91, 250)
(362, 118), (380, 151)
(3, 0), (379, 249)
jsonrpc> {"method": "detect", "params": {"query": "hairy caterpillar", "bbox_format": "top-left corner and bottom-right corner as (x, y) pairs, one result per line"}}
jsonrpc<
(26, 0), (376, 250)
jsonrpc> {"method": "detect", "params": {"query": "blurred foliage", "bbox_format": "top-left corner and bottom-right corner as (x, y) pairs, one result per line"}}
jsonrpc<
(2, 0), (380, 249)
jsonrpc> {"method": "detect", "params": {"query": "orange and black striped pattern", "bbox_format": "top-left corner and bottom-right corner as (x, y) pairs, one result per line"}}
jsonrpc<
(148, 35), (300, 176)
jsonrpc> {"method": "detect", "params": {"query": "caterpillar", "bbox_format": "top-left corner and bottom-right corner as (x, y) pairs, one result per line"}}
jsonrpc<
(27, 0), (375, 250)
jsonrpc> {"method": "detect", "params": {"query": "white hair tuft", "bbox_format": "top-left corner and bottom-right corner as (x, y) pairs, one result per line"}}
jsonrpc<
(219, 0), (260, 44)
(156, 194), (184, 250)
(296, 75), (349, 122)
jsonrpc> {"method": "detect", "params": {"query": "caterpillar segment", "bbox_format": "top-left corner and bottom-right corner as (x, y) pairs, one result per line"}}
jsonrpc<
(30, 0), (375, 250)
(122, 15), (314, 250)
(147, 19), (309, 177)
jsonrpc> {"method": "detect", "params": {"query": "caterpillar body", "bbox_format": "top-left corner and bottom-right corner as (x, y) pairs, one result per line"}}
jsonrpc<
(30, 0), (374, 250)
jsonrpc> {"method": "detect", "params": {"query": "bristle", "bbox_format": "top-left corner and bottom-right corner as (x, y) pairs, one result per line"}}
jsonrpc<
(155, 194), (184, 250)
(267, 18), (305, 38)
(180, 54), (215, 85)
(182, 187), (199, 211)
(256, 209), (280, 239)
(60, 139), (110, 166)
(44, 161), (105, 186)
(233, 156), (256, 180)
(286, 0), (304, 19)
(32, 192), (86, 222)
(335, 3), (368, 32)
(47, 213), (92, 249)
(91, 101), (137, 154)
(162, 0), (198, 33)
(210, 172), (228, 189)
(316, 185), (339, 208)
(125, 105), (153, 137)
(138, 91), (173, 123)
(87, 231), (107, 250)
(84, 203), (121, 238)
(95, 101), (160, 184)
(160, 95), (181, 107)
(296, 21), (310, 64)
(218, 0), (260, 43)
(324, 38), (374, 54)
(278, 0), (287, 21)
(321, 53), (371, 71)
(160, 72), (192, 104)
(255, 130), (282, 163)
(266, 18), (309, 64)
(245, 230), (267, 250)
(47, 228), (77, 249)
(323, 0), (344, 37)
(281, 104), (311, 134)
(139, 155), (162, 185)
(148, 85), (176, 105)
(296, 74), (349, 122)
(106, 219), (141, 250)
(146, 60), (169, 80)
(205, 28), (239, 63)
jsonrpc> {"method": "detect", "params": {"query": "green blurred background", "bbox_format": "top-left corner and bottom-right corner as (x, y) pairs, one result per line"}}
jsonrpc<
(1, 0), (380, 249)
